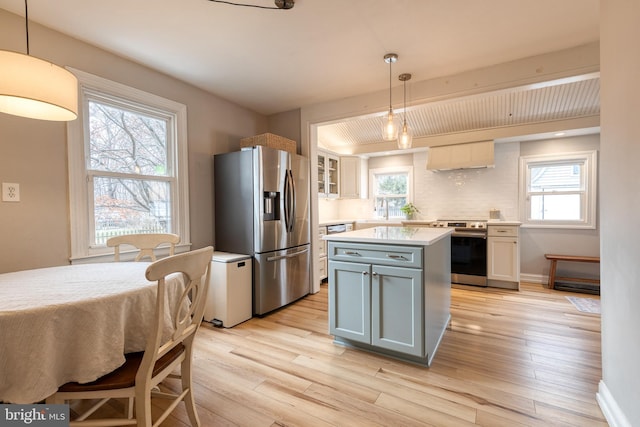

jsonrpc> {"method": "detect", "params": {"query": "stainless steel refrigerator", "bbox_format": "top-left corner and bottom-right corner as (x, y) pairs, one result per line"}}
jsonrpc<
(214, 146), (311, 315)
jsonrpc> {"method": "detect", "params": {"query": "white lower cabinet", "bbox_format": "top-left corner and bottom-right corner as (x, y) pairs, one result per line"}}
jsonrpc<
(487, 225), (520, 288)
(318, 226), (328, 282)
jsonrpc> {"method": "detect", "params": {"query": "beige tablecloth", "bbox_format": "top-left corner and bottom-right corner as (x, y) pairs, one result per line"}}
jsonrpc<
(0, 263), (184, 403)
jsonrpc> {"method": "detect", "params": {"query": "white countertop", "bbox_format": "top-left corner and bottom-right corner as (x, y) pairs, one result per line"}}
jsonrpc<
(487, 220), (522, 226)
(319, 218), (436, 227)
(400, 219), (437, 226)
(319, 219), (357, 227)
(323, 226), (453, 246)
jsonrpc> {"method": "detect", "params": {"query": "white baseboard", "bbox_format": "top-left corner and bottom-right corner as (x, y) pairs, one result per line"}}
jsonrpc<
(597, 380), (633, 427)
(520, 273), (547, 284)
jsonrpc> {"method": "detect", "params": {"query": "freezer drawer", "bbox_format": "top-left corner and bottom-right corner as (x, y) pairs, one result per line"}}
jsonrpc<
(254, 244), (311, 315)
(204, 252), (253, 328)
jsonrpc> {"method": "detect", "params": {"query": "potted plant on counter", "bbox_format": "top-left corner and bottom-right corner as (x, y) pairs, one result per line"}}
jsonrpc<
(400, 202), (419, 220)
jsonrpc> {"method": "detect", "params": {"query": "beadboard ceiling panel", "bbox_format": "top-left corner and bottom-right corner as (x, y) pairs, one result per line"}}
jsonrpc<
(317, 75), (600, 152)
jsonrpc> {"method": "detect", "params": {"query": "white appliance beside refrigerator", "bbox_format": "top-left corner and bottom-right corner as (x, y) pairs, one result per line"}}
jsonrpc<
(214, 146), (311, 315)
(204, 251), (252, 328)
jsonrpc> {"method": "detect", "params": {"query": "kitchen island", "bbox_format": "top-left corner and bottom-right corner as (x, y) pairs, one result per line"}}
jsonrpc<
(323, 226), (452, 366)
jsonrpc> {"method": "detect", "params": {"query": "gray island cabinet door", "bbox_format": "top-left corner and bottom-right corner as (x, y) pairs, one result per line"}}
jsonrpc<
(329, 260), (371, 344)
(371, 265), (424, 357)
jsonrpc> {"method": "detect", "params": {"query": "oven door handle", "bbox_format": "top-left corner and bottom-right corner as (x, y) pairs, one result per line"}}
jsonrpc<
(452, 232), (487, 239)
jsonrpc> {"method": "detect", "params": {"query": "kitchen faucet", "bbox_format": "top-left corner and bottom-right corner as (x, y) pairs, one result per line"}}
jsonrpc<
(378, 198), (389, 220)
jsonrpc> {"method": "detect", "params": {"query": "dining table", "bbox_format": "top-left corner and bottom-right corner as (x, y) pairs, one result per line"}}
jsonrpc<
(0, 262), (186, 404)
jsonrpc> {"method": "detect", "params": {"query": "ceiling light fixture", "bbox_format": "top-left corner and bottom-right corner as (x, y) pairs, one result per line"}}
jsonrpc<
(0, 0), (78, 121)
(397, 73), (412, 149)
(207, 0), (294, 9)
(382, 53), (398, 141)
(274, 0), (295, 8)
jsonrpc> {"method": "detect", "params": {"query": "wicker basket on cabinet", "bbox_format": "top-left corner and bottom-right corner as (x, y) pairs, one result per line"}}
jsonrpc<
(240, 133), (297, 154)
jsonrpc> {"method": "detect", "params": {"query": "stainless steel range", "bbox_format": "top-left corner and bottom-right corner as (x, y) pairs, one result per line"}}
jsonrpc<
(431, 220), (488, 287)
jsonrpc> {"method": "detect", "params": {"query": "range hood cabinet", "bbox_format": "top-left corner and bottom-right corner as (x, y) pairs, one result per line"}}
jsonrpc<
(427, 141), (495, 171)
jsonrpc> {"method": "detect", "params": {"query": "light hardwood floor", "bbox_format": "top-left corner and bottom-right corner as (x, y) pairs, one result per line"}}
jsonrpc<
(110, 282), (606, 426)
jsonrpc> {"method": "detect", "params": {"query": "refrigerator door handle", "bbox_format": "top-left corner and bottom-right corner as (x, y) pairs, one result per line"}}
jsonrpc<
(283, 169), (295, 233)
(288, 169), (296, 232)
(283, 169), (290, 231)
(266, 247), (309, 262)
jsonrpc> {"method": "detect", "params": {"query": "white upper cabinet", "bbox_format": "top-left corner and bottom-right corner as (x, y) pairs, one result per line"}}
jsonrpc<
(426, 140), (495, 171)
(339, 156), (361, 198)
(318, 151), (339, 198)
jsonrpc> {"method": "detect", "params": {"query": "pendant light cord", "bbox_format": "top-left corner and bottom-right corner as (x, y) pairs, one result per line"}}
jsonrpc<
(24, 0), (30, 55)
(388, 59), (392, 109)
(403, 78), (407, 125)
(398, 73), (411, 126)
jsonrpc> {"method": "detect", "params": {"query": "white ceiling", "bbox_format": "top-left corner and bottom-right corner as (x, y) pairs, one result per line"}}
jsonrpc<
(0, 0), (599, 117)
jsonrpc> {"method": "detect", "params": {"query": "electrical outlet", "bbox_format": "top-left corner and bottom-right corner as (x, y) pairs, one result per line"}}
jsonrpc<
(2, 183), (20, 202)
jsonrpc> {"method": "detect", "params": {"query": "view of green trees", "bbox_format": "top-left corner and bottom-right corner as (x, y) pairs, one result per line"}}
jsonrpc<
(374, 173), (408, 217)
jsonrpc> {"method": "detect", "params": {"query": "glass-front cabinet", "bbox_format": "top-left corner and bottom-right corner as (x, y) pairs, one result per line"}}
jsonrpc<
(318, 155), (327, 195)
(318, 151), (339, 198)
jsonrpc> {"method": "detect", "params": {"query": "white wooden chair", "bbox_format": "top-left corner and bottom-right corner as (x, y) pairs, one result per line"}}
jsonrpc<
(47, 246), (214, 427)
(107, 233), (180, 262)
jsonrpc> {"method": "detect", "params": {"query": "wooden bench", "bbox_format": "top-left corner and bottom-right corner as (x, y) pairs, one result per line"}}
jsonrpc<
(545, 254), (600, 290)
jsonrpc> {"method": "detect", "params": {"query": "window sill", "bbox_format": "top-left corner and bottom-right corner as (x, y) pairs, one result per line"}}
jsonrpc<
(520, 223), (596, 230)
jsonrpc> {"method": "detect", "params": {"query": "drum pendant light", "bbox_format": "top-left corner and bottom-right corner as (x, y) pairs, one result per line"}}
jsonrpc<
(0, 0), (78, 121)
(397, 73), (413, 149)
(381, 53), (398, 141)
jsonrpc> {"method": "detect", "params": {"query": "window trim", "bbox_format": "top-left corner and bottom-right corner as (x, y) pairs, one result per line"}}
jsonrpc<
(369, 166), (414, 219)
(519, 150), (597, 229)
(67, 68), (190, 262)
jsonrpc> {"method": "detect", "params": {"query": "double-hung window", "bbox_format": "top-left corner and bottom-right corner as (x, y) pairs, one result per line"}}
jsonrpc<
(519, 151), (597, 228)
(369, 166), (413, 218)
(68, 69), (190, 261)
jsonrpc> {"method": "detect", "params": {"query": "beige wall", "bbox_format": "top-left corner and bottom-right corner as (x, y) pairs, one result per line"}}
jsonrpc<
(0, 9), (266, 273)
(267, 109), (302, 152)
(599, 0), (640, 425)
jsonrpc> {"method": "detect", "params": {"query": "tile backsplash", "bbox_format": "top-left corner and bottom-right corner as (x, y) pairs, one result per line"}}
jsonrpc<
(412, 142), (520, 220)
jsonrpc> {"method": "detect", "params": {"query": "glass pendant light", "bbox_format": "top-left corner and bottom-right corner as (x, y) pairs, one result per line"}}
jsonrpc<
(382, 53), (398, 141)
(0, 0), (78, 121)
(397, 73), (413, 149)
